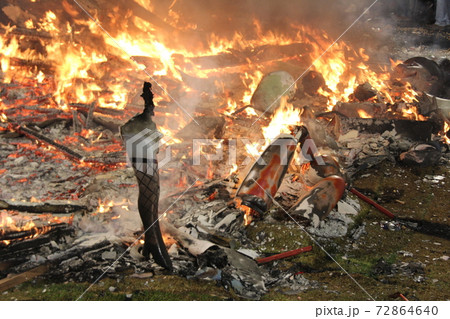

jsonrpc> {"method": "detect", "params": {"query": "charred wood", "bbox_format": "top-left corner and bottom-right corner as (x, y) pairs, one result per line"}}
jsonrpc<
(0, 223), (71, 242)
(175, 116), (225, 140)
(354, 82), (378, 101)
(92, 113), (123, 133)
(85, 101), (95, 129)
(0, 264), (49, 292)
(70, 103), (124, 117)
(4, 57), (55, 73)
(0, 199), (86, 214)
(0, 226), (74, 261)
(301, 71), (327, 96)
(340, 117), (434, 141)
(46, 239), (111, 263)
(334, 102), (385, 118)
(11, 123), (84, 160)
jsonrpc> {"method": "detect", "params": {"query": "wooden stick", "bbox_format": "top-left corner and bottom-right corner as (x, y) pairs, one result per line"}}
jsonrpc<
(0, 199), (87, 214)
(10, 123), (84, 161)
(0, 264), (49, 292)
(0, 200), (85, 214)
(256, 246), (313, 264)
(350, 188), (396, 219)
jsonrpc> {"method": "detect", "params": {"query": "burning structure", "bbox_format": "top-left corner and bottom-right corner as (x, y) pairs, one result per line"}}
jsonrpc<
(0, 0), (449, 300)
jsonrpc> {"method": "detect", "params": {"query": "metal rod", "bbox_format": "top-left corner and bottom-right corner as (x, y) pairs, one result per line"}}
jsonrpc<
(256, 246), (313, 264)
(350, 188), (396, 219)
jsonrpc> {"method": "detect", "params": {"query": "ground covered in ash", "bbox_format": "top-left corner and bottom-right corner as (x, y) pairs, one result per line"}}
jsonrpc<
(1, 161), (448, 301)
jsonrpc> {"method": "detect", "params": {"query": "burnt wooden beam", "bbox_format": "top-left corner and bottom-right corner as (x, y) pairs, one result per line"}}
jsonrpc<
(0, 264), (49, 293)
(9, 123), (84, 161)
(0, 226), (73, 262)
(4, 57), (55, 73)
(0, 199), (86, 214)
(46, 239), (111, 263)
(0, 26), (53, 39)
(175, 116), (225, 140)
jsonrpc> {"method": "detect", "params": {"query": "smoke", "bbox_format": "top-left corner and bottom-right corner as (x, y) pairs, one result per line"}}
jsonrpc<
(167, 0), (381, 44)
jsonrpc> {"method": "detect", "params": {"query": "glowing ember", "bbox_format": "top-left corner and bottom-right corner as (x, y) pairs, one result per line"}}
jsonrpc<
(96, 199), (130, 214)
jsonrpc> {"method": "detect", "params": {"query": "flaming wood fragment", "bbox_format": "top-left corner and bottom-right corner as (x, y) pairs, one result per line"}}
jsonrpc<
(334, 102), (385, 118)
(301, 70), (326, 95)
(72, 110), (81, 133)
(0, 223), (70, 242)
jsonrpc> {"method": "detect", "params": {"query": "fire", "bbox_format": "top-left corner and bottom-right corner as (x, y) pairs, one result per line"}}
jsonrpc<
(97, 199), (114, 214)
(0, 212), (35, 233)
(401, 105), (422, 121)
(0, 3), (438, 228)
(357, 110), (372, 119)
(207, 161), (214, 179)
(442, 122), (450, 145)
(242, 71), (264, 106)
(0, 6), (423, 128)
(0, 211), (72, 246)
(24, 19), (35, 29)
(261, 96), (302, 146)
(228, 163), (238, 176)
(234, 197), (258, 226)
(96, 198), (130, 214)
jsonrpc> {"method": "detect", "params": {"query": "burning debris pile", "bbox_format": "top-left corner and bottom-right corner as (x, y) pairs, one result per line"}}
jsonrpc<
(0, 0), (449, 299)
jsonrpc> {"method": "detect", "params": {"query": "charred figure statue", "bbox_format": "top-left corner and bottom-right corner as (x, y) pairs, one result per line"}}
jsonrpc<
(120, 82), (172, 270)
